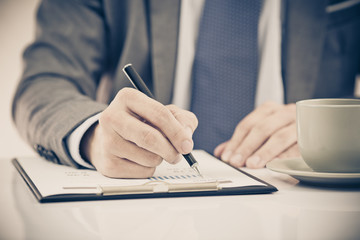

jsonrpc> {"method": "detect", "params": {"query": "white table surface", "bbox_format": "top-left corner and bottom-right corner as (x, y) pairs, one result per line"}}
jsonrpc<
(1, 1), (359, 239)
(1, 156), (359, 240)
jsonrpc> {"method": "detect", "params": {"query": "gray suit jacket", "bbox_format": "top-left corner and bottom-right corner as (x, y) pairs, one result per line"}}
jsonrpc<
(12, 0), (360, 167)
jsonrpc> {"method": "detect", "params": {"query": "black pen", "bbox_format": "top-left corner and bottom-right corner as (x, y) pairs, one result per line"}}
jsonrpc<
(122, 63), (202, 175)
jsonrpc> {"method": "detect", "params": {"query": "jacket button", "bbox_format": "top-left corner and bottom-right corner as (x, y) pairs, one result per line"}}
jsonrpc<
(34, 145), (59, 164)
(35, 144), (45, 157)
(47, 151), (60, 164)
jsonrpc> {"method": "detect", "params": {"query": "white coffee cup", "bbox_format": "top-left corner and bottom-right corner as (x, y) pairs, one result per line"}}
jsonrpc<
(296, 99), (360, 173)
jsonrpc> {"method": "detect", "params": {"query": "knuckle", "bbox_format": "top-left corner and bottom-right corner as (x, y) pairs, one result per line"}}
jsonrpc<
(100, 109), (126, 130)
(141, 129), (158, 147)
(117, 113), (132, 134)
(235, 122), (246, 134)
(155, 103), (170, 116)
(189, 112), (199, 129)
(272, 130), (289, 145)
(228, 133), (241, 148)
(238, 119), (252, 132)
(116, 87), (132, 100)
(252, 125), (268, 139)
(117, 88), (141, 107)
(171, 108), (198, 131)
(172, 127), (185, 141)
(153, 104), (172, 124)
(124, 87), (137, 97)
(254, 123), (271, 135)
(166, 104), (177, 112)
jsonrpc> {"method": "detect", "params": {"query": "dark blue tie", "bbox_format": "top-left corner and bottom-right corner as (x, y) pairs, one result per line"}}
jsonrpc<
(191, 0), (262, 154)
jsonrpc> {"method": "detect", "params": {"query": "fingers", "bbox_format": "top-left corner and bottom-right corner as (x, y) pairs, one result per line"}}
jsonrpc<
(214, 141), (228, 158)
(83, 121), (160, 178)
(245, 123), (297, 168)
(85, 88), (198, 178)
(219, 102), (297, 169)
(276, 143), (300, 159)
(103, 110), (180, 164)
(166, 104), (198, 133)
(231, 105), (296, 167)
(221, 102), (282, 162)
(120, 89), (195, 154)
(102, 128), (166, 168)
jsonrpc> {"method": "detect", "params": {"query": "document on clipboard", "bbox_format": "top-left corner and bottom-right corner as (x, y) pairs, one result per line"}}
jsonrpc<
(12, 150), (277, 203)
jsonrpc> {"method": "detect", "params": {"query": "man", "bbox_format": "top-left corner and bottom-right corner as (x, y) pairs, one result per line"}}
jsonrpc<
(12, 0), (360, 178)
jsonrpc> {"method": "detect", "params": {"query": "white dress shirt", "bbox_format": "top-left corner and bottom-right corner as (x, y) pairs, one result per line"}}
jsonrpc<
(68, 0), (284, 168)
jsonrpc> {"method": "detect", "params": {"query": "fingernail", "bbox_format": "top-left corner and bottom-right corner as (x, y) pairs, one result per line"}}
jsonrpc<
(221, 150), (232, 162)
(181, 139), (193, 153)
(247, 156), (261, 167)
(230, 153), (243, 166)
(214, 145), (221, 157)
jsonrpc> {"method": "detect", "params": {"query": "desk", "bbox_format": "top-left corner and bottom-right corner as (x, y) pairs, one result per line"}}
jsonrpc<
(1, 158), (359, 240)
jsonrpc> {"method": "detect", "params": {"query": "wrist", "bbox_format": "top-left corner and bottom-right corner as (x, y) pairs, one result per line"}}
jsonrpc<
(80, 121), (99, 165)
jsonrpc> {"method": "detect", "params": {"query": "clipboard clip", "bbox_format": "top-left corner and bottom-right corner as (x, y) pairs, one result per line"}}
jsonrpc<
(98, 181), (220, 196)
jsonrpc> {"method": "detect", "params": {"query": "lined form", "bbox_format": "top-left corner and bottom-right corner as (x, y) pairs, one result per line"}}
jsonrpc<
(150, 163), (209, 183)
(149, 174), (201, 181)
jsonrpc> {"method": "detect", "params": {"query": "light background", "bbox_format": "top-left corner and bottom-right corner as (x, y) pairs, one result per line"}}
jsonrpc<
(0, 0), (39, 159)
(0, 2), (39, 238)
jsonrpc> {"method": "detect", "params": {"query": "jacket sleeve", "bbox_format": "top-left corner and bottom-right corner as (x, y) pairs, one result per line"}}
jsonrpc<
(12, 0), (109, 167)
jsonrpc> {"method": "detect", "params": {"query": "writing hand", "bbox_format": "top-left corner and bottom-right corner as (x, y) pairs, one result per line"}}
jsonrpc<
(81, 88), (198, 178)
(213, 102), (300, 168)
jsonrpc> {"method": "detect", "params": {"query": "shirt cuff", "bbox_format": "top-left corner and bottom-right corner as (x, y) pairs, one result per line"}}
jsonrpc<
(67, 113), (101, 169)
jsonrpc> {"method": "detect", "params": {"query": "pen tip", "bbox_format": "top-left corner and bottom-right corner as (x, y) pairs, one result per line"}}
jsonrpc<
(192, 165), (202, 177)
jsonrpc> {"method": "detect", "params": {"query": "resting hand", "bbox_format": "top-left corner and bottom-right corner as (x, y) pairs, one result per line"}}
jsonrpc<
(213, 102), (300, 168)
(81, 88), (198, 178)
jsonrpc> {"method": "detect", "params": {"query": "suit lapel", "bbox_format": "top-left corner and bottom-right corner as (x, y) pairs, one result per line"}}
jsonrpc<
(149, 0), (181, 104)
(282, 0), (328, 103)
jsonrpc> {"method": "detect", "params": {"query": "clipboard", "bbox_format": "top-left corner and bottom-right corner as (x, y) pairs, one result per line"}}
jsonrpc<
(12, 150), (277, 203)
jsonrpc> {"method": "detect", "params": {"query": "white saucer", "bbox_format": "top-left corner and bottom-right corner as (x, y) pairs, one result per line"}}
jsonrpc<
(266, 158), (360, 186)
